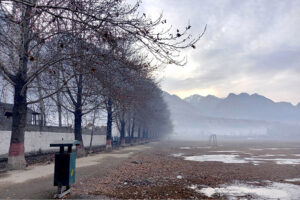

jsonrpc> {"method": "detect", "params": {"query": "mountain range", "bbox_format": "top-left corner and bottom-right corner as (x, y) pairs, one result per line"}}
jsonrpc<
(162, 91), (300, 139)
(184, 93), (300, 123)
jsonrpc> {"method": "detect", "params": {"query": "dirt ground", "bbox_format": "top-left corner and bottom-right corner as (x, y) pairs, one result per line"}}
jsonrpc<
(70, 140), (300, 199)
(0, 145), (145, 199)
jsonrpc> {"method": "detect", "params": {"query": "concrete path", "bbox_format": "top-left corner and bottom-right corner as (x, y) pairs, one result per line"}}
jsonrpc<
(0, 145), (152, 199)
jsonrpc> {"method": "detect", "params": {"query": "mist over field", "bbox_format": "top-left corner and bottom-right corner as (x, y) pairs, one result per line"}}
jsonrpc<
(0, 0), (300, 199)
(163, 91), (300, 141)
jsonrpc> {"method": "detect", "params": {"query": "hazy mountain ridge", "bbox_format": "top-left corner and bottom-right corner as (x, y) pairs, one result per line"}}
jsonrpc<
(163, 92), (271, 139)
(163, 91), (300, 139)
(184, 93), (300, 123)
(185, 94), (222, 116)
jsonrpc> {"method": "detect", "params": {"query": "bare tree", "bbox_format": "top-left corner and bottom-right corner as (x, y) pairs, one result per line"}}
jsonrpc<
(0, 0), (204, 169)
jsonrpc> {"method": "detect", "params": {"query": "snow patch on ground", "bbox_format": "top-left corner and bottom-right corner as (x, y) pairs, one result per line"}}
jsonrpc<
(188, 184), (197, 190)
(209, 151), (240, 153)
(180, 147), (192, 150)
(249, 147), (299, 151)
(190, 182), (300, 199)
(252, 154), (286, 157)
(184, 154), (248, 164)
(274, 159), (300, 165)
(285, 178), (300, 182)
(266, 148), (299, 150)
(172, 153), (184, 157)
(177, 175), (183, 179)
(245, 157), (300, 165)
(179, 146), (211, 150)
(177, 153), (300, 165)
(173, 148), (300, 165)
(249, 148), (264, 151)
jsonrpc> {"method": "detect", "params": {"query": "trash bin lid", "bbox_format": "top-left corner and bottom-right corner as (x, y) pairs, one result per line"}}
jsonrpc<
(50, 140), (81, 147)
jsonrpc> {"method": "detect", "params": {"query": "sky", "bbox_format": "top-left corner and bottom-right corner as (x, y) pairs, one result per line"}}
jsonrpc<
(135, 0), (300, 105)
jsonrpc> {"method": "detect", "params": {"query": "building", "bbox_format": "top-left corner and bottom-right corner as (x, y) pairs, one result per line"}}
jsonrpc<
(0, 102), (40, 126)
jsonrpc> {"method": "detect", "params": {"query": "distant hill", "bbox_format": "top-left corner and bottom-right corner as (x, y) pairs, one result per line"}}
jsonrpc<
(185, 94), (222, 116)
(185, 93), (300, 123)
(162, 92), (206, 129)
(163, 91), (300, 140)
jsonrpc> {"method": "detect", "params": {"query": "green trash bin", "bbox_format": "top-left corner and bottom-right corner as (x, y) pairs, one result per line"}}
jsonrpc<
(50, 140), (80, 198)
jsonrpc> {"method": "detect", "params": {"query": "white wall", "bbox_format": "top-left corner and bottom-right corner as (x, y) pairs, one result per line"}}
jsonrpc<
(0, 130), (106, 156)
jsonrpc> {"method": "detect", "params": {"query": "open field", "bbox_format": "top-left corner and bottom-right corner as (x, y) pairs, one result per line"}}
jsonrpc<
(71, 140), (300, 199)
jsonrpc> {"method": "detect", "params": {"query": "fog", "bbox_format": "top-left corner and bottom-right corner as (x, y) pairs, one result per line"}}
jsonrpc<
(163, 91), (300, 141)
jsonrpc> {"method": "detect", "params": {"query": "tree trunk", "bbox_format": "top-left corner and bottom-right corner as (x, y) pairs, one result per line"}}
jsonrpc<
(89, 109), (97, 152)
(74, 108), (83, 142)
(127, 117), (131, 143)
(7, 78), (27, 169)
(74, 74), (85, 156)
(120, 120), (125, 146)
(142, 129), (147, 143)
(56, 72), (62, 127)
(7, 5), (32, 170)
(74, 107), (85, 156)
(57, 101), (62, 127)
(56, 91), (62, 127)
(56, 63), (62, 127)
(137, 126), (141, 143)
(130, 114), (135, 145)
(106, 98), (113, 150)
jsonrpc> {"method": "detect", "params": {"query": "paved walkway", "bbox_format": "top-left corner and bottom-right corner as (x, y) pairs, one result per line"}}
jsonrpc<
(0, 145), (152, 199)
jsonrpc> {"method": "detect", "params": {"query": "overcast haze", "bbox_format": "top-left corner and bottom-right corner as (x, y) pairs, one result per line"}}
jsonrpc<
(138, 0), (300, 104)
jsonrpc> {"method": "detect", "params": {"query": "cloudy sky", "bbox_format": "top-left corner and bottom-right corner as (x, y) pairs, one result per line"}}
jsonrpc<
(137, 0), (300, 104)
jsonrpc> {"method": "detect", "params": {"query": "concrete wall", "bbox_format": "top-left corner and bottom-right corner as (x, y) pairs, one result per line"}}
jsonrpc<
(0, 130), (106, 157)
(0, 123), (106, 135)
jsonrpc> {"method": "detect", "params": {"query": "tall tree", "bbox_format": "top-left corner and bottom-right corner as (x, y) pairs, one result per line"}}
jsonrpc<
(0, 0), (204, 169)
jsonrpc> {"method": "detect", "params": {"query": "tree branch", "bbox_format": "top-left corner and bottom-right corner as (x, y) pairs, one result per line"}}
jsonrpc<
(26, 74), (75, 105)
(0, 62), (15, 85)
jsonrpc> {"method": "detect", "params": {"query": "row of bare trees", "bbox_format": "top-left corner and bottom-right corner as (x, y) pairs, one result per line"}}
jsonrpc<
(0, 0), (205, 170)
